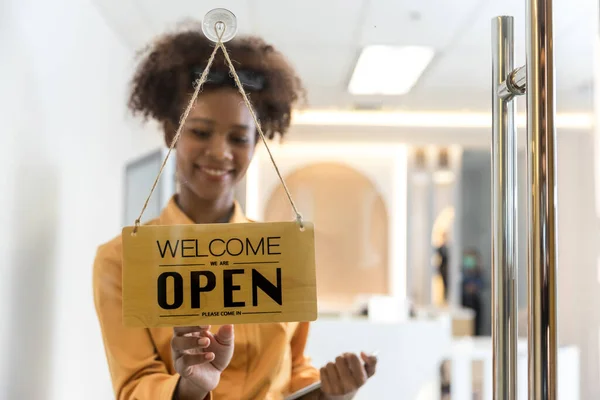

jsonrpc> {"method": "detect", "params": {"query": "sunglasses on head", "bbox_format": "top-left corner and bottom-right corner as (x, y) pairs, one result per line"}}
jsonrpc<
(191, 66), (266, 91)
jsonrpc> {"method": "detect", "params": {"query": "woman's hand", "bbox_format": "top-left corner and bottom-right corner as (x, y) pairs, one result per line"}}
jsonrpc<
(319, 352), (377, 400)
(171, 325), (235, 398)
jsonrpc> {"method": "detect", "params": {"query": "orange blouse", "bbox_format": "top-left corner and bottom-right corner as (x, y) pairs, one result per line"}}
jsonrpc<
(93, 197), (320, 399)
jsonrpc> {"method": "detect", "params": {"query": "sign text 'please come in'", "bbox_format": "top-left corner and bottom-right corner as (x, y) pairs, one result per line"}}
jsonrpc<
(121, 221), (317, 327)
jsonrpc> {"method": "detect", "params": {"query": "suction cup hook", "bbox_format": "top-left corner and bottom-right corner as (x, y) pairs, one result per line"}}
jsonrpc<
(202, 8), (238, 43)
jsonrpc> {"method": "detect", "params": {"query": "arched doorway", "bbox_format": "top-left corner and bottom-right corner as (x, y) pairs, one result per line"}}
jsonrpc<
(263, 162), (389, 311)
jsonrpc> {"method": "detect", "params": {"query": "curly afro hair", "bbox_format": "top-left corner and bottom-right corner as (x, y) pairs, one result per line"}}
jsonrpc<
(128, 23), (305, 141)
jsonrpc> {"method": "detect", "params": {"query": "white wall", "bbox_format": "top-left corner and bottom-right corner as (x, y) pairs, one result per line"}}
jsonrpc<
(0, 0), (162, 399)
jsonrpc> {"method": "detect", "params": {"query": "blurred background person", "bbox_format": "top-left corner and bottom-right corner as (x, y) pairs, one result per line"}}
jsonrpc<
(461, 249), (484, 336)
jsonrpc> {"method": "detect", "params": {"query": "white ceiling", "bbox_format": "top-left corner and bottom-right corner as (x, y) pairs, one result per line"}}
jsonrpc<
(93, 0), (597, 113)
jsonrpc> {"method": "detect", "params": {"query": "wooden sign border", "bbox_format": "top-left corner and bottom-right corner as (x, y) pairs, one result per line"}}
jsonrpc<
(121, 221), (318, 327)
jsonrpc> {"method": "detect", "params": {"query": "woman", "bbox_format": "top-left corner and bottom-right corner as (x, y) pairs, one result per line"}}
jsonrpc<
(93, 26), (377, 400)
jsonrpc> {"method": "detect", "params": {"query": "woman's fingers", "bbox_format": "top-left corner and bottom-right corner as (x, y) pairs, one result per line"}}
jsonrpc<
(360, 351), (378, 377)
(171, 326), (212, 357)
(325, 362), (343, 395)
(320, 352), (377, 397)
(345, 353), (368, 386)
(171, 336), (210, 356)
(320, 365), (334, 395)
(174, 353), (215, 377)
(214, 324), (235, 346)
(173, 326), (211, 337)
(170, 325), (235, 365)
(335, 355), (358, 393)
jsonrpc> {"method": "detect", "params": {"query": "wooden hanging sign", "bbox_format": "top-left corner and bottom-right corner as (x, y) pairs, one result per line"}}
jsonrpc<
(121, 221), (317, 327)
